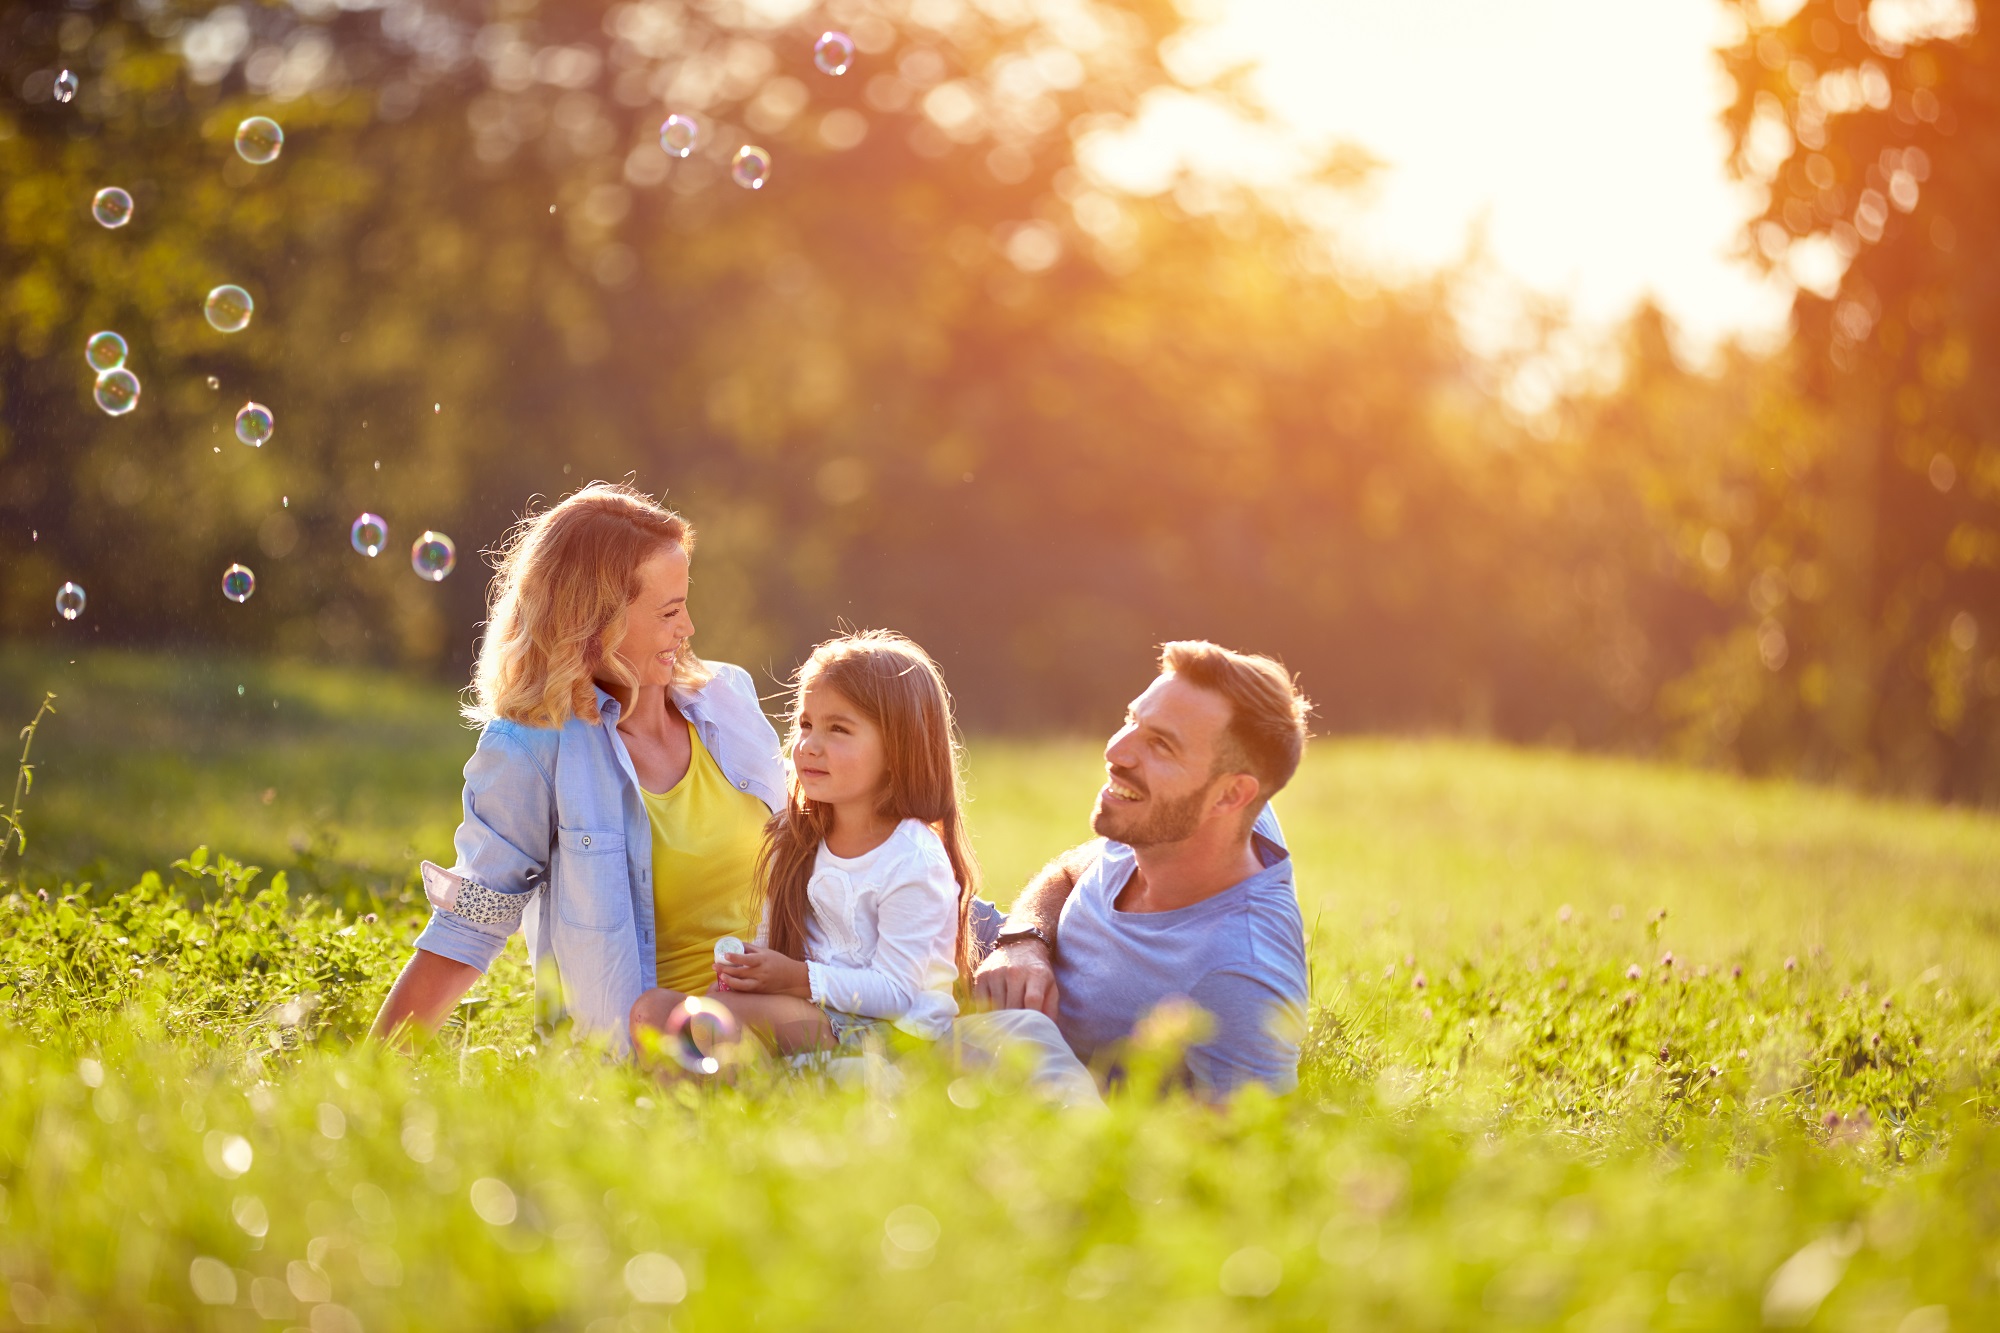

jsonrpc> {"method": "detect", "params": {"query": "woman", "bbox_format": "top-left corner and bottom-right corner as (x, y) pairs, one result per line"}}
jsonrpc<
(370, 482), (784, 1050)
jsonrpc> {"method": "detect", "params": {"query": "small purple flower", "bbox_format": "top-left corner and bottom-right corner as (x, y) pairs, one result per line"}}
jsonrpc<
(1660, 952), (1675, 969)
(1626, 964), (1642, 981)
(1784, 956), (1798, 971)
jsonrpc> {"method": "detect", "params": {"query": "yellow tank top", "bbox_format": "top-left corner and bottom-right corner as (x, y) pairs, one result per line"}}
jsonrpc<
(643, 723), (770, 995)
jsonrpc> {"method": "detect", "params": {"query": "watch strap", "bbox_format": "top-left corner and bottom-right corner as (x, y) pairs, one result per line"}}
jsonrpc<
(995, 924), (1053, 952)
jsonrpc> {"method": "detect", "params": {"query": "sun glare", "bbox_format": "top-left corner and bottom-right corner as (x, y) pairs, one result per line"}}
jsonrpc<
(1093, 0), (1798, 360)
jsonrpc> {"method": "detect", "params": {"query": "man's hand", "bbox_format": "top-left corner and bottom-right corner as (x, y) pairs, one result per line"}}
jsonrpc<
(972, 939), (1061, 1018)
(714, 942), (812, 999)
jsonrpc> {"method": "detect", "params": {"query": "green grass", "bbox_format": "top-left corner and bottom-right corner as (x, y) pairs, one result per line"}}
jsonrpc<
(3, 649), (1999, 1330)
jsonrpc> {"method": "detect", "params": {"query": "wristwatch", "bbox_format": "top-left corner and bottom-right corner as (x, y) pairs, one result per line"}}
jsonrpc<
(994, 924), (1053, 953)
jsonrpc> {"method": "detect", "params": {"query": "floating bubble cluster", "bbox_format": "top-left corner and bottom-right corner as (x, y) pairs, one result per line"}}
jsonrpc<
(235, 402), (274, 447)
(814, 31), (855, 76)
(234, 116), (284, 165)
(92, 187), (133, 229)
(85, 331), (128, 373)
(55, 582), (86, 621)
(204, 285), (254, 333)
(732, 145), (772, 190)
(411, 531), (456, 581)
(93, 368), (140, 416)
(221, 563), (256, 604)
(659, 996), (745, 1075)
(659, 114), (699, 158)
(54, 71), (78, 103)
(350, 513), (388, 557)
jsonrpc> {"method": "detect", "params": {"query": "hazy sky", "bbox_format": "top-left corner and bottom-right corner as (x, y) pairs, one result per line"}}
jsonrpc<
(1091, 0), (1798, 361)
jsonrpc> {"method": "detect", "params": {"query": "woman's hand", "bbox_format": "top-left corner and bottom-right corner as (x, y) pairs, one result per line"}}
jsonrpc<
(715, 942), (812, 999)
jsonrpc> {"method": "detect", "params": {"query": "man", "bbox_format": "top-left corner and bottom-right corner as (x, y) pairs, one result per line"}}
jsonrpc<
(967, 640), (1311, 1099)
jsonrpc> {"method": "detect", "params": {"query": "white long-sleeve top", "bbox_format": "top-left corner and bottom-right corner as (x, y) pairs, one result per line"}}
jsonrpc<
(765, 818), (961, 1039)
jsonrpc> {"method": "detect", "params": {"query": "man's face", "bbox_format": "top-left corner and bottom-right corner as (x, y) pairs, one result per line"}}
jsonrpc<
(1091, 673), (1236, 847)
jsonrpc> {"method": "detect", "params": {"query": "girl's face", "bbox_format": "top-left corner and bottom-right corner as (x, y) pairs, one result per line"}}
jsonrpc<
(792, 681), (887, 810)
(610, 545), (694, 688)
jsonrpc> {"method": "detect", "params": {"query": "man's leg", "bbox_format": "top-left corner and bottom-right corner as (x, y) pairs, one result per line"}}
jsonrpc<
(953, 1009), (1104, 1109)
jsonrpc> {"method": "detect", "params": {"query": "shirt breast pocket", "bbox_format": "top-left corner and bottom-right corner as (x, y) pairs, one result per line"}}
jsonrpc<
(554, 826), (631, 933)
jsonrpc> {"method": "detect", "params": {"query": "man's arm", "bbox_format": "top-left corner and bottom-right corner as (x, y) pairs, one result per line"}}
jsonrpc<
(970, 841), (1099, 1017)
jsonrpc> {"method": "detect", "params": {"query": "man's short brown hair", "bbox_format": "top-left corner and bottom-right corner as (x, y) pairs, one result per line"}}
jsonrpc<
(1158, 641), (1313, 801)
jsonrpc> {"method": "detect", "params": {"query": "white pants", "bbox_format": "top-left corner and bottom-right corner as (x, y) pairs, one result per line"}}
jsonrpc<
(951, 1009), (1104, 1109)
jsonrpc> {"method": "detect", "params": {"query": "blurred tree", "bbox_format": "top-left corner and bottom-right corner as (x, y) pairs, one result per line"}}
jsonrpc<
(1704, 0), (2000, 798)
(8, 0), (1992, 802)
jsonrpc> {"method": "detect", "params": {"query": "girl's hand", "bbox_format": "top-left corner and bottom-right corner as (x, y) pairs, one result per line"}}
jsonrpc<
(715, 942), (812, 999)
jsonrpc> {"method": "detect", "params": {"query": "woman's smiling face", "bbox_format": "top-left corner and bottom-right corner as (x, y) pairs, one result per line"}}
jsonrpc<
(611, 544), (693, 688)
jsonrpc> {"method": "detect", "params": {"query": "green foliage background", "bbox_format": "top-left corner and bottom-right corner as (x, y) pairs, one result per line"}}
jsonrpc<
(3, 0), (1994, 796)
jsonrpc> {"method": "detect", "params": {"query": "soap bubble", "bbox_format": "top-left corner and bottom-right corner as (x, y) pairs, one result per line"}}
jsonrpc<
(658, 996), (746, 1075)
(206, 375), (220, 390)
(659, 114), (699, 158)
(411, 531), (456, 581)
(93, 368), (140, 416)
(205, 285), (254, 333)
(234, 116), (284, 165)
(350, 513), (388, 557)
(55, 71), (78, 103)
(731, 145), (771, 190)
(814, 31), (854, 76)
(221, 563), (256, 604)
(92, 187), (133, 229)
(234, 402), (274, 447)
(85, 331), (128, 373)
(55, 582), (86, 621)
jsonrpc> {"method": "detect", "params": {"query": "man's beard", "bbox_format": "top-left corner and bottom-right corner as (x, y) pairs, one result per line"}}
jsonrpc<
(1092, 779), (1208, 848)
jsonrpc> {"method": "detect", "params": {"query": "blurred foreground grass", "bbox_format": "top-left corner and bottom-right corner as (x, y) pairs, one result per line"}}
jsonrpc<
(3, 650), (2000, 1329)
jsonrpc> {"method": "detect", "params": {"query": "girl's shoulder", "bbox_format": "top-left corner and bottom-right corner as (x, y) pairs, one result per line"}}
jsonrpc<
(884, 819), (954, 877)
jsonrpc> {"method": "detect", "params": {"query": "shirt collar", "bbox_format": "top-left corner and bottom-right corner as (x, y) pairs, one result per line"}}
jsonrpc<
(591, 679), (707, 721)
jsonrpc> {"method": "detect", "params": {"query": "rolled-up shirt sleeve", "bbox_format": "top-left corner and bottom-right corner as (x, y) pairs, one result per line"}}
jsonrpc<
(412, 725), (552, 973)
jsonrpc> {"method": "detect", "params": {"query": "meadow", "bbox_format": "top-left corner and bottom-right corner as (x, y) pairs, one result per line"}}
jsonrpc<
(2, 648), (1999, 1331)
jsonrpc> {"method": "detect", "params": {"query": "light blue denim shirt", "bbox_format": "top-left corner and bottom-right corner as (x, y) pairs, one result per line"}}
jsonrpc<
(413, 662), (785, 1049)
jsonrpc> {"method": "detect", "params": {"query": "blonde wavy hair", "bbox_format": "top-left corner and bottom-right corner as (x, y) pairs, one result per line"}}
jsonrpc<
(465, 482), (711, 728)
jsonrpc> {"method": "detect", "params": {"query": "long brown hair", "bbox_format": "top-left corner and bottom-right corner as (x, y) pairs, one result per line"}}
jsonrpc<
(465, 482), (710, 729)
(758, 630), (980, 984)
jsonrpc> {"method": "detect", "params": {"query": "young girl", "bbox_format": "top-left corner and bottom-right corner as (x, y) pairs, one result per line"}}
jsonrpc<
(634, 630), (977, 1056)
